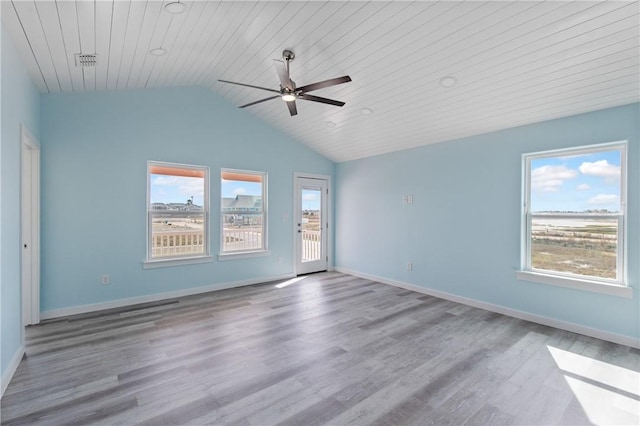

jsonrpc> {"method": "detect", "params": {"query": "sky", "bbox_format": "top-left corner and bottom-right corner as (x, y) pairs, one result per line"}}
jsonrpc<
(221, 180), (261, 198)
(151, 175), (266, 207)
(302, 189), (321, 211)
(150, 176), (324, 211)
(530, 148), (622, 213)
(150, 174), (205, 206)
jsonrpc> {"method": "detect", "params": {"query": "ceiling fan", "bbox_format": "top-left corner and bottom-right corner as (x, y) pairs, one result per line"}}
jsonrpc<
(219, 50), (352, 116)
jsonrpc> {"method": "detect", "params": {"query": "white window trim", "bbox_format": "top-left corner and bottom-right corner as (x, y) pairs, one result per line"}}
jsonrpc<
(144, 255), (214, 269)
(218, 250), (271, 261)
(220, 168), (268, 258)
(145, 161), (210, 268)
(518, 141), (630, 297)
(516, 271), (632, 298)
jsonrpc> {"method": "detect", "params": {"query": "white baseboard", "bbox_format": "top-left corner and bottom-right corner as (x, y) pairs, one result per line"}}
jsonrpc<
(335, 267), (640, 349)
(37, 267), (640, 348)
(40, 273), (296, 320)
(1, 345), (25, 397)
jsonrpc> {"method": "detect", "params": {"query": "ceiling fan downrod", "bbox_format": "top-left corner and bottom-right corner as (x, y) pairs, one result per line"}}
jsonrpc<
(282, 49), (295, 75)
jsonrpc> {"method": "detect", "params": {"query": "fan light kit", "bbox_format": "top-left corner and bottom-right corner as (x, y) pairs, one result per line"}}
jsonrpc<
(165, 1), (186, 14)
(219, 49), (352, 116)
(281, 93), (296, 102)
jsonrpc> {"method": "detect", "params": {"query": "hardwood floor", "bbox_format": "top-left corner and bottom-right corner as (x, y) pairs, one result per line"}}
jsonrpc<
(1, 272), (639, 425)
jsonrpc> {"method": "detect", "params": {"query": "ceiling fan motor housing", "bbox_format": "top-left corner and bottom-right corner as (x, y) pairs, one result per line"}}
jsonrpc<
(282, 49), (295, 62)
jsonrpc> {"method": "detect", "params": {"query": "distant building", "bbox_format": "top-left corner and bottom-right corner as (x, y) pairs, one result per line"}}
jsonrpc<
(222, 195), (261, 212)
(151, 203), (167, 210)
(151, 202), (203, 212)
(222, 195), (262, 226)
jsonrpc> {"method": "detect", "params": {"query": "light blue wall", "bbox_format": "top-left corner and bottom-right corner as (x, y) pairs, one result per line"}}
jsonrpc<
(40, 87), (333, 313)
(335, 103), (640, 340)
(1, 26), (40, 377)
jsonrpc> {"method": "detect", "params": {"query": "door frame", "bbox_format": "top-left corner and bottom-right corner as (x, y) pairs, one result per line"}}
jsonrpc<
(293, 172), (332, 275)
(21, 124), (40, 326)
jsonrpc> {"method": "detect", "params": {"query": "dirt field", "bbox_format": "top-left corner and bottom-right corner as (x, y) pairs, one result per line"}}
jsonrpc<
(531, 227), (617, 279)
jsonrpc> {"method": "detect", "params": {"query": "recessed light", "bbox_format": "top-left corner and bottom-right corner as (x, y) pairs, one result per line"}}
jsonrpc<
(149, 48), (167, 56)
(164, 1), (186, 14)
(325, 121), (336, 128)
(439, 76), (457, 88)
(361, 108), (373, 115)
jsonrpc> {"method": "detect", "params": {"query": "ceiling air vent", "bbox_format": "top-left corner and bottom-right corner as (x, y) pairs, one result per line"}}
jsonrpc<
(75, 53), (97, 68)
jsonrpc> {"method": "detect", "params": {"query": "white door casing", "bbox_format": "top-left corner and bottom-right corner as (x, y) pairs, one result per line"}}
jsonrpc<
(294, 174), (330, 275)
(21, 125), (40, 326)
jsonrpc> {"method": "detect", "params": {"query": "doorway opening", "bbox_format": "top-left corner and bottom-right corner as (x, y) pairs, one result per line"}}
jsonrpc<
(294, 174), (330, 275)
(21, 125), (40, 327)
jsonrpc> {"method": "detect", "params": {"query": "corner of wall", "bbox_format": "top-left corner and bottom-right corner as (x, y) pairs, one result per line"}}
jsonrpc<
(0, 345), (25, 397)
(1, 20), (41, 390)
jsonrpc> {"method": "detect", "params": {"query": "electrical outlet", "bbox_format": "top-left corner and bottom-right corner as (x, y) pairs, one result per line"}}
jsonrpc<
(403, 195), (408, 204)
(407, 262), (413, 271)
(101, 274), (110, 285)
(407, 195), (413, 204)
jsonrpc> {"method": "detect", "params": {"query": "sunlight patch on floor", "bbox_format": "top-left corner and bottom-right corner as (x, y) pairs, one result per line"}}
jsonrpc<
(547, 345), (640, 425)
(275, 276), (307, 289)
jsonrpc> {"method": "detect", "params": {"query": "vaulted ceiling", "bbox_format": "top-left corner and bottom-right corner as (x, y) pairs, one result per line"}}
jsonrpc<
(3, 1), (639, 162)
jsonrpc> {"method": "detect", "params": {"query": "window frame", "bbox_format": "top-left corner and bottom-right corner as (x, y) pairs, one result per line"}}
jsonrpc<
(517, 141), (631, 298)
(219, 168), (269, 260)
(144, 161), (212, 269)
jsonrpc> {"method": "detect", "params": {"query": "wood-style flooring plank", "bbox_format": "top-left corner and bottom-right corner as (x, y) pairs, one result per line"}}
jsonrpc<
(1, 272), (638, 425)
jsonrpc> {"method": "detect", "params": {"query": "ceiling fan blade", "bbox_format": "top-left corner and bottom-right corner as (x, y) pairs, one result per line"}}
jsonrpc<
(286, 100), (298, 116)
(273, 60), (293, 90)
(298, 93), (345, 107)
(239, 96), (280, 108)
(297, 76), (351, 93)
(219, 79), (280, 94)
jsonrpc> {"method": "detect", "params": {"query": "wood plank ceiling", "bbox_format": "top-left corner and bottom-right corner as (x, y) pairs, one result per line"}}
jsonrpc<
(3, 1), (639, 162)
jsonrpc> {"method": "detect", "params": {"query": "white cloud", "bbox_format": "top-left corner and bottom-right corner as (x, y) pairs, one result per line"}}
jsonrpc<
(233, 187), (247, 196)
(588, 194), (619, 205)
(576, 183), (590, 191)
(531, 165), (577, 192)
(180, 178), (204, 198)
(154, 175), (204, 199)
(153, 176), (180, 186)
(579, 160), (620, 180)
(302, 193), (318, 201)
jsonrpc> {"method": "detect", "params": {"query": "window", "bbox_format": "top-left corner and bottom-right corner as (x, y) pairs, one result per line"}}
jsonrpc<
(520, 142), (628, 294)
(221, 169), (267, 256)
(146, 161), (210, 266)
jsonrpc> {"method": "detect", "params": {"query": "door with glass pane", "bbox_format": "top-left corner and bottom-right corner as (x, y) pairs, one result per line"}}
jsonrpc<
(296, 177), (328, 274)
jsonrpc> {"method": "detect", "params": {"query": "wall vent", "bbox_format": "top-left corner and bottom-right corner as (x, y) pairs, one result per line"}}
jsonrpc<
(75, 53), (97, 68)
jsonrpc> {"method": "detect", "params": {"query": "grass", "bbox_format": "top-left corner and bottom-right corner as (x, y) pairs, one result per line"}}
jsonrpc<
(531, 234), (617, 279)
(557, 225), (617, 235)
(303, 213), (321, 232)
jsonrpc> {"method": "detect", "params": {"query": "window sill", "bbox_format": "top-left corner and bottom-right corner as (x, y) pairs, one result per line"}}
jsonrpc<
(218, 250), (270, 261)
(516, 270), (632, 298)
(143, 255), (214, 269)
